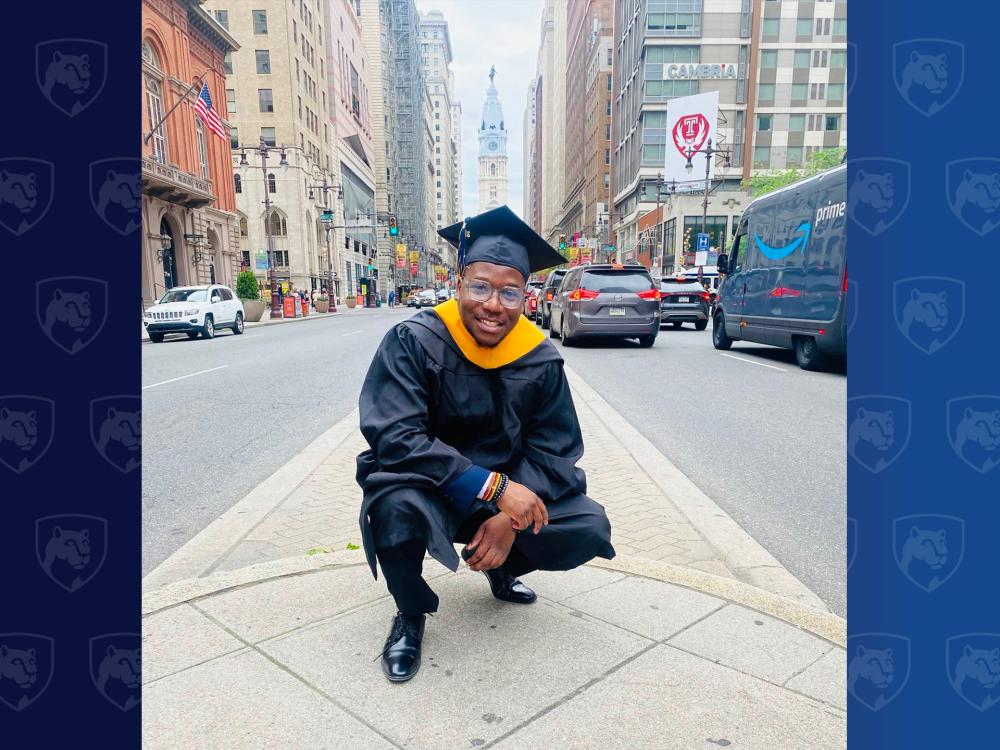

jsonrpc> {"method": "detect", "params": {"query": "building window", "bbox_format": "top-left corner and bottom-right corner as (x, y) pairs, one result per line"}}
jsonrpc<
(810, 82), (826, 100)
(791, 83), (808, 102)
(757, 84), (775, 103)
(261, 127), (275, 146)
(833, 19), (846, 37)
(793, 50), (810, 68)
(753, 146), (770, 168)
(762, 18), (779, 38)
(813, 50), (829, 67)
(241, 251), (251, 268)
(267, 173), (277, 193)
(607, 73), (612, 91)
(786, 147), (803, 166)
(827, 85), (844, 104)
(194, 118), (209, 179)
(826, 114), (841, 130)
(831, 50), (847, 68)
(230, 126), (238, 148)
(756, 115), (771, 131)
(224, 52), (233, 75)
(239, 216), (248, 237)
(256, 50), (271, 74)
(258, 89), (273, 112)
(490, 163), (496, 176)
(143, 41), (168, 165)
(605, 148), (610, 166)
(789, 114), (805, 132)
(606, 100), (611, 116)
(350, 64), (361, 118)
(214, 9), (229, 29)
(267, 211), (287, 236)
(647, 5), (702, 36)
(759, 51), (777, 68)
(253, 10), (268, 34)
(234, 174), (242, 193)
(816, 17), (831, 35)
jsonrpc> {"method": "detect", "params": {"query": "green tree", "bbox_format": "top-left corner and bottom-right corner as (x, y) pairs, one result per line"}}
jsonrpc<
(235, 270), (261, 301)
(743, 147), (846, 198)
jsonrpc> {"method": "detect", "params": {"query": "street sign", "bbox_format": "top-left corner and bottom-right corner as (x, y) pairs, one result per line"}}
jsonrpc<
(320, 210), (334, 225)
(696, 233), (710, 251)
(695, 250), (708, 266)
(254, 251), (268, 270)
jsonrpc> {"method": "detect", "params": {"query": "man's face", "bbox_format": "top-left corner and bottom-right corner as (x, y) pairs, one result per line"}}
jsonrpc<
(457, 261), (525, 347)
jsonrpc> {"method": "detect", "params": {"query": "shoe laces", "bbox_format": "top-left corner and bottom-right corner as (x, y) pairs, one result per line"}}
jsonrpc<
(373, 613), (426, 662)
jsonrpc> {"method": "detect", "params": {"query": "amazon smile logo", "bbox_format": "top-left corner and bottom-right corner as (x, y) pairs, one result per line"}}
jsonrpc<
(755, 222), (812, 261)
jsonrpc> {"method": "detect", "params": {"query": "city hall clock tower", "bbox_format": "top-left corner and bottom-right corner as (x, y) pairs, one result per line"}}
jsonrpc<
(478, 66), (508, 212)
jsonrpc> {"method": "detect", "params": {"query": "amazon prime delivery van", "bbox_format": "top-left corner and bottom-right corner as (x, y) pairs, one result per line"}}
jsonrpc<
(713, 164), (846, 370)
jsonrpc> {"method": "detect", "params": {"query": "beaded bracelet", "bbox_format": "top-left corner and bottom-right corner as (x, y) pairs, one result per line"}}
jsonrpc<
(486, 473), (509, 507)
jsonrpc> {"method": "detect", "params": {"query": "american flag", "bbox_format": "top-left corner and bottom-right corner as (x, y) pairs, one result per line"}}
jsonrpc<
(193, 82), (227, 141)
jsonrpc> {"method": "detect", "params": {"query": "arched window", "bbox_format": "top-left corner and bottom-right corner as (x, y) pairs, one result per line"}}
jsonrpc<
(267, 211), (287, 236)
(234, 174), (242, 193)
(194, 118), (209, 178)
(490, 163), (496, 176)
(143, 40), (168, 164)
(268, 173), (277, 193)
(239, 215), (248, 237)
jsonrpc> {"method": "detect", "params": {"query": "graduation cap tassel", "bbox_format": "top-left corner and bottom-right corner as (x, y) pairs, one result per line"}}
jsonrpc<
(458, 217), (471, 273)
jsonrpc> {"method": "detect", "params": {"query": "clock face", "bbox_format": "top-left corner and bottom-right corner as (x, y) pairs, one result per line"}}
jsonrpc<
(489, 141), (498, 151)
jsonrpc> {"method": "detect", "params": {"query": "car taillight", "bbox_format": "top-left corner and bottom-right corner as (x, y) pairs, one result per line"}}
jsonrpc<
(569, 289), (600, 301)
(636, 289), (661, 301)
(842, 265), (848, 293)
(699, 292), (711, 301)
(546, 292), (554, 301)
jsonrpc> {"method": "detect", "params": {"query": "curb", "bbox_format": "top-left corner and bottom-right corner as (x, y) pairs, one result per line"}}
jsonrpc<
(142, 551), (845, 648)
(563, 364), (829, 613)
(141, 308), (347, 342)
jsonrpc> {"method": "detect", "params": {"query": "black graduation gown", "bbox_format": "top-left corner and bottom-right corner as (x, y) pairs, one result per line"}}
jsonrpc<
(356, 306), (614, 578)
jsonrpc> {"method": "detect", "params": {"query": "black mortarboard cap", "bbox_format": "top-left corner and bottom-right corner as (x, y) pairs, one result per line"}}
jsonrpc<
(438, 205), (566, 280)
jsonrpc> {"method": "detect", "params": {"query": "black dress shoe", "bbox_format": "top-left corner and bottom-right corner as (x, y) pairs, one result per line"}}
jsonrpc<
(380, 612), (425, 682)
(483, 567), (537, 604)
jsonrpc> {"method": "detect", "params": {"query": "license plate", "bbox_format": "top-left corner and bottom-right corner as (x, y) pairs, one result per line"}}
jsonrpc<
(609, 307), (626, 317)
(676, 296), (689, 303)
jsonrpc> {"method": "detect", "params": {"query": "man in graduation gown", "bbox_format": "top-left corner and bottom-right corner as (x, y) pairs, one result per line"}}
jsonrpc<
(357, 205), (615, 682)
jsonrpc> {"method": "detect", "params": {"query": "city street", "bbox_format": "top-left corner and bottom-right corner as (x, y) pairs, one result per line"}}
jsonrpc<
(143, 307), (845, 615)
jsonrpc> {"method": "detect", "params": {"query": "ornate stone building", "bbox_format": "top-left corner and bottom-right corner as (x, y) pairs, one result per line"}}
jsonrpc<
(141, 0), (240, 308)
(478, 67), (508, 213)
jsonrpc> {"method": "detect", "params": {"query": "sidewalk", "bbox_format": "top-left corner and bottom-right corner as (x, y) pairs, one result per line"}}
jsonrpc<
(143, 554), (845, 749)
(143, 363), (845, 748)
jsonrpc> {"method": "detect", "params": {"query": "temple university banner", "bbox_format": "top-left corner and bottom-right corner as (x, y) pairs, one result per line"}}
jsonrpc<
(664, 90), (719, 189)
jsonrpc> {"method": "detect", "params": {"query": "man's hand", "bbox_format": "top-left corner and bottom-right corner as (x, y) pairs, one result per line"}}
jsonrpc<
(496, 480), (549, 534)
(465, 513), (516, 572)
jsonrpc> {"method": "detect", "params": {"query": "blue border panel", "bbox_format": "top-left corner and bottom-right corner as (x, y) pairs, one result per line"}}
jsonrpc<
(849, 2), (1000, 745)
(0, 4), (139, 743)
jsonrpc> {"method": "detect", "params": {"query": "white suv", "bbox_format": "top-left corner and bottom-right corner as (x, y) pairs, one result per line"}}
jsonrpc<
(144, 285), (245, 343)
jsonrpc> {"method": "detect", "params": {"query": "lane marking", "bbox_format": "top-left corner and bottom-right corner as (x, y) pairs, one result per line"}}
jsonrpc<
(341, 330), (362, 337)
(718, 353), (788, 372)
(142, 365), (229, 390)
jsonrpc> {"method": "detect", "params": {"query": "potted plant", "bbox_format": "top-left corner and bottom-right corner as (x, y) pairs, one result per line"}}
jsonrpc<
(315, 293), (330, 313)
(346, 295), (357, 309)
(236, 270), (265, 322)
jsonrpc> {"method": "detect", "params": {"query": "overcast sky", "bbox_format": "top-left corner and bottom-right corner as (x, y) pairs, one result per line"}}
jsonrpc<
(415, 0), (544, 220)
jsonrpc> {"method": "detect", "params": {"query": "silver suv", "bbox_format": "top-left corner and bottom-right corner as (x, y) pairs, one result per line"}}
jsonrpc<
(549, 264), (660, 347)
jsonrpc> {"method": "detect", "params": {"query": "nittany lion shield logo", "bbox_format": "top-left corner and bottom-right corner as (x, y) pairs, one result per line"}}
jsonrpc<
(947, 634), (1000, 712)
(90, 396), (140, 474)
(945, 158), (1000, 236)
(848, 396), (911, 474)
(893, 38), (964, 117)
(35, 514), (107, 593)
(846, 517), (858, 573)
(947, 395), (1000, 475)
(892, 277), (964, 355)
(0, 157), (54, 236)
(89, 634), (140, 711)
(893, 514), (964, 593)
(847, 158), (910, 237)
(36, 277), (108, 355)
(35, 38), (107, 117)
(89, 158), (140, 236)
(848, 633), (911, 712)
(0, 395), (54, 474)
(0, 633), (54, 712)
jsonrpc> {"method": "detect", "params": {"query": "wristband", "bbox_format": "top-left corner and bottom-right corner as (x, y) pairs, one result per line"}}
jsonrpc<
(485, 472), (508, 508)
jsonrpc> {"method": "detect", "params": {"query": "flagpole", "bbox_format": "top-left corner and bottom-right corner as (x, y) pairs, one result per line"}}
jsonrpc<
(143, 70), (210, 146)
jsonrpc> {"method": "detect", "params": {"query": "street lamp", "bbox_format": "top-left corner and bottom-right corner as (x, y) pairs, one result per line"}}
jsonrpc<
(238, 136), (289, 319)
(306, 174), (344, 313)
(683, 138), (733, 272)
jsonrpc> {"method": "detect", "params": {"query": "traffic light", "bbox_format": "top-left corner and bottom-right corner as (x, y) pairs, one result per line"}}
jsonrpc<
(388, 216), (398, 236)
(558, 234), (567, 251)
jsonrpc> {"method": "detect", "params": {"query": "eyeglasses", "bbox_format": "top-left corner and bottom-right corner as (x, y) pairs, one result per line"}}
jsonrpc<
(463, 279), (524, 309)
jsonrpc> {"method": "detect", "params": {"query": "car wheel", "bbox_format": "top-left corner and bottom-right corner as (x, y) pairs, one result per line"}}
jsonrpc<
(202, 315), (215, 339)
(712, 312), (733, 350)
(149, 332), (164, 343)
(794, 336), (828, 371)
(671, 321), (683, 329)
(233, 312), (244, 335)
(186, 331), (199, 340)
(638, 335), (655, 348)
(561, 317), (574, 346)
(695, 320), (708, 331)
(549, 313), (560, 338)
(540, 310), (550, 329)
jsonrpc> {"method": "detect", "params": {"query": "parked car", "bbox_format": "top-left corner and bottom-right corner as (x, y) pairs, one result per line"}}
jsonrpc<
(144, 285), (244, 343)
(538, 269), (568, 329)
(415, 289), (438, 308)
(714, 163), (846, 370)
(406, 291), (420, 307)
(549, 263), (660, 347)
(436, 288), (450, 302)
(660, 277), (710, 330)
(523, 281), (543, 320)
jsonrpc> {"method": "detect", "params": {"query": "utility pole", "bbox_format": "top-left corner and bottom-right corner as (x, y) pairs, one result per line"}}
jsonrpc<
(685, 138), (731, 271)
(308, 174), (341, 313)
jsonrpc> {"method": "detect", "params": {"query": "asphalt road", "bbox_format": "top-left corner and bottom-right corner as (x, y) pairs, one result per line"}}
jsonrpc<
(143, 308), (845, 615)
(550, 321), (846, 616)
